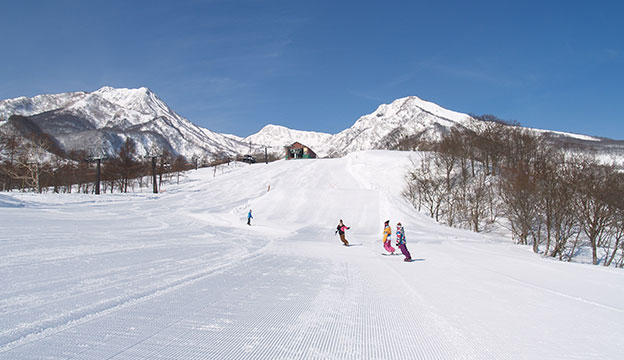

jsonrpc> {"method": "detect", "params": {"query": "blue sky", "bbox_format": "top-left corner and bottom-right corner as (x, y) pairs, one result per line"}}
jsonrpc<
(1, 0), (623, 139)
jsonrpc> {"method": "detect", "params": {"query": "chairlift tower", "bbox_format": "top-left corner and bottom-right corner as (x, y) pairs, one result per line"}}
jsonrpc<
(143, 153), (162, 194)
(86, 149), (107, 195)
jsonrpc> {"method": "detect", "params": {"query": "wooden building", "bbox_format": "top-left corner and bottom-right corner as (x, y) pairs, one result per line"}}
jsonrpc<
(285, 142), (317, 160)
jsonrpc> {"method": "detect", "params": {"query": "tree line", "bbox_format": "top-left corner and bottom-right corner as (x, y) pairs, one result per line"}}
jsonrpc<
(0, 129), (194, 194)
(403, 117), (624, 267)
(0, 124), (284, 194)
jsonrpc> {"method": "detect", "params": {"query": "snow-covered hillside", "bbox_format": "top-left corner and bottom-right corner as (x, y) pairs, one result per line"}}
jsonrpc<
(1, 151), (622, 359)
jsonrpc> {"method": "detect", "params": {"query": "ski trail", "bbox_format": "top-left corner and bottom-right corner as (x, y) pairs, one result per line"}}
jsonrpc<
(2, 238), (495, 359)
(2, 153), (622, 359)
(0, 248), (267, 355)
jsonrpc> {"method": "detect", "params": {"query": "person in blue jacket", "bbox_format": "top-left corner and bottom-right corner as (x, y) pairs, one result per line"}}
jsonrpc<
(396, 222), (412, 262)
(247, 209), (253, 225)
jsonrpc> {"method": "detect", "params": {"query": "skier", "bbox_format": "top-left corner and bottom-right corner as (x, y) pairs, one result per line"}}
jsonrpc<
(247, 209), (253, 225)
(395, 222), (412, 262)
(382, 220), (395, 254)
(335, 219), (350, 246)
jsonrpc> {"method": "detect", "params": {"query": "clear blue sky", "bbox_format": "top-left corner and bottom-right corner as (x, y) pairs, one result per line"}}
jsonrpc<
(1, 0), (623, 139)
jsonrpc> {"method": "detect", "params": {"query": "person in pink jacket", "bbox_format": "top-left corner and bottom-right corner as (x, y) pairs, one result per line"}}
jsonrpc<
(382, 220), (395, 254)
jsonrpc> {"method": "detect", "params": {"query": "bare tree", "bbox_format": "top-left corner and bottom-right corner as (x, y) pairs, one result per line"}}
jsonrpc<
(602, 171), (624, 267)
(464, 170), (494, 232)
(548, 168), (581, 260)
(106, 138), (142, 193)
(499, 161), (542, 252)
(3, 135), (53, 192)
(0, 129), (21, 191)
(172, 155), (188, 184)
(405, 154), (448, 221)
(572, 158), (614, 265)
(436, 136), (462, 226)
(605, 209), (624, 267)
(474, 121), (508, 175)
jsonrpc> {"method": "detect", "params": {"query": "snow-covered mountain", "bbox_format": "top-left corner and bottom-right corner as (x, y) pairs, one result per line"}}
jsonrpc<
(246, 96), (622, 162)
(0, 87), (247, 159)
(326, 96), (476, 156)
(243, 124), (333, 155)
(241, 96), (481, 157)
(2, 87), (622, 163)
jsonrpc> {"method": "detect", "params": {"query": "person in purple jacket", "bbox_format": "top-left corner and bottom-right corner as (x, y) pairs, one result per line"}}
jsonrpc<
(396, 222), (412, 262)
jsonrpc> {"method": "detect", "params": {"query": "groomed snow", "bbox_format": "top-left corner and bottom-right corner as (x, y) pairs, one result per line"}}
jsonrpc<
(1, 150), (622, 359)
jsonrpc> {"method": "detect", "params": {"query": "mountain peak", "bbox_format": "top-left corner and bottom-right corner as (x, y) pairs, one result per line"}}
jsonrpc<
(377, 96), (472, 125)
(261, 124), (287, 131)
(93, 86), (155, 102)
(95, 86), (115, 93)
(244, 123), (333, 155)
(95, 86), (151, 93)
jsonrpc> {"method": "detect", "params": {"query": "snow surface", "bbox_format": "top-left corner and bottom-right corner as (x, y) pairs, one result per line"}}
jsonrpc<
(1, 150), (623, 359)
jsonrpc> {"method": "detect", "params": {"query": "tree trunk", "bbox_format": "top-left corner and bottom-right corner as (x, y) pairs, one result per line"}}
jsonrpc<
(605, 237), (620, 267)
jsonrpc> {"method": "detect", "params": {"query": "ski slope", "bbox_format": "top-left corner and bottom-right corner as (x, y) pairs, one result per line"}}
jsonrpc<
(1, 151), (622, 359)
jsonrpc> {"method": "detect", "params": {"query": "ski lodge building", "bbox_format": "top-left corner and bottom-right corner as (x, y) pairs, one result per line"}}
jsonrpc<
(285, 142), (317, 160)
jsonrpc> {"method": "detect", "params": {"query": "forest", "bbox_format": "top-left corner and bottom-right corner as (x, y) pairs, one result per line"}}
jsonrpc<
(402, 117), (624, 267)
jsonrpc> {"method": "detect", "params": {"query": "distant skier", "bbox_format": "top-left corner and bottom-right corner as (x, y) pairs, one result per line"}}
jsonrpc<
(382, 220), (395, 254)
(395, 222), (412, 262)
(247, 209), (253, 225)
(335, 219), (350, 246)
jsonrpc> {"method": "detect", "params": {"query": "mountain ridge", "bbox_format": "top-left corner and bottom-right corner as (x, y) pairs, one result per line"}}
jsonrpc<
(1, 87), (622, 163)
(0, 86), (250, 160)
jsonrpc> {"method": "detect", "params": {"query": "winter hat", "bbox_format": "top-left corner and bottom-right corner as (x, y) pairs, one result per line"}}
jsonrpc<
(397, 222), (401, 226)
(384, 220), (389, 225)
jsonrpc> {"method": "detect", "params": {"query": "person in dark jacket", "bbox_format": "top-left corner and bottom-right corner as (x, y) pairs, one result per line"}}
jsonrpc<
(336, 219), (350, 246)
